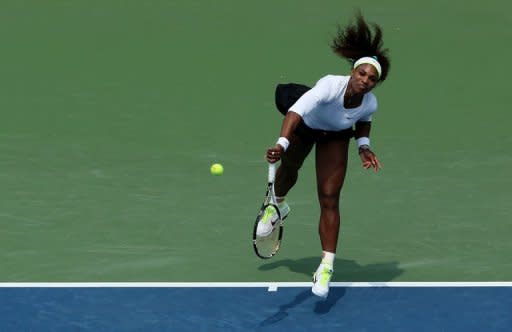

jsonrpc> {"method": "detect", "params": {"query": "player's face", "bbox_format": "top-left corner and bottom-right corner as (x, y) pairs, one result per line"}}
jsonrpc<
(350, 64), (379, 94)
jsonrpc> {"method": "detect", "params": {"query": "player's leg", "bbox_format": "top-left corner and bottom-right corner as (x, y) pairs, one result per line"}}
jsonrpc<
(274, 131), (314, 199)
(273, 129), (315, 222)
(312, 136), (350, 298)
(256, 131), (314, 237)
(316, 137), (349, 252)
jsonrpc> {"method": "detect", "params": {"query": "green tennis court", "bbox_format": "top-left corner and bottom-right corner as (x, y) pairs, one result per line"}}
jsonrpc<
(0, 0), (510, 283)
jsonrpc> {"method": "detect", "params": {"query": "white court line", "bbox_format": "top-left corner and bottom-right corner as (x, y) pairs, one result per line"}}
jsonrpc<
(0, 282), (511, 288)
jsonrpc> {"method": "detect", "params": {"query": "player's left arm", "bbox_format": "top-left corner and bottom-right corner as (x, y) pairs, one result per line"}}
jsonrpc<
(354, 121), (381, 172)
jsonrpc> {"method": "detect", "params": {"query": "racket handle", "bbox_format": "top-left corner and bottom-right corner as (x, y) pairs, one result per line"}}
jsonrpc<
(268, 163), (277, 183)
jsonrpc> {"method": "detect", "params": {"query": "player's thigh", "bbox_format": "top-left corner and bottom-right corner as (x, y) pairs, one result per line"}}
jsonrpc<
(281, 132), (314, 171)
(315, 138), (350, 200)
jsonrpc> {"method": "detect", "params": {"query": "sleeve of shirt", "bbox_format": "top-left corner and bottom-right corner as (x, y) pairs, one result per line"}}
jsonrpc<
(358, 93), (378, 122)
(288, 75), (335, 117)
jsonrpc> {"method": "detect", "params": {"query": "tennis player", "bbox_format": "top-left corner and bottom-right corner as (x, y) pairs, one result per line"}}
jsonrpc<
(256, 13), (390, 298)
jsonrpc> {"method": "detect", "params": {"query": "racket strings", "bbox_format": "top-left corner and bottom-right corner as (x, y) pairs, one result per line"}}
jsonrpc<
(253, 166), (283, 259)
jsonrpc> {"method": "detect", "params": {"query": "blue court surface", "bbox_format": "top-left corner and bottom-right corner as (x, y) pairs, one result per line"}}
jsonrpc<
(1, 282), (511, 331)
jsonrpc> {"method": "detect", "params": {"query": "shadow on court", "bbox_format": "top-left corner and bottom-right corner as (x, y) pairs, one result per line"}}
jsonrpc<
(258, 258), (403, 327)
(259, 287), (347, 328)
(258, 257), (404, 281)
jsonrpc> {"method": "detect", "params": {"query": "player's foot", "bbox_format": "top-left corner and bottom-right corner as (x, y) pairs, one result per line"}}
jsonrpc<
(256, 201), (290, 237)
(312, 263), (333, 298)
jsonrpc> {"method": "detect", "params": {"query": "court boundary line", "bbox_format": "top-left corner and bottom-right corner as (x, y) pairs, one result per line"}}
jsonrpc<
(0, 282), (511, 288)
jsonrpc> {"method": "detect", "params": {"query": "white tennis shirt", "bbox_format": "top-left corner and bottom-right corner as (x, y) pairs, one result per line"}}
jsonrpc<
(289, 75), (377, 131)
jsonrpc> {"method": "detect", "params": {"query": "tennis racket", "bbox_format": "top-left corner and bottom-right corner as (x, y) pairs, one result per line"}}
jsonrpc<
(252, 162), (284, 259)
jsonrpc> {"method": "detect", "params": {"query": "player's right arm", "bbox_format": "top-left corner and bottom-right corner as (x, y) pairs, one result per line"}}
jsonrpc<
(266, 75), (334, 163)
(266, 112), (302, 163)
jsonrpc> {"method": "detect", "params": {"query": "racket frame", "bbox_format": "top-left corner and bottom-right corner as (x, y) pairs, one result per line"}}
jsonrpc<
(252, 163), (284, 259)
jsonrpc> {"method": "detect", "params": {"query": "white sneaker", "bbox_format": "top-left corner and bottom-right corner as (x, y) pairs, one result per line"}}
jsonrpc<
(256, 201), (290, 237)
(312, 263), (333, 298)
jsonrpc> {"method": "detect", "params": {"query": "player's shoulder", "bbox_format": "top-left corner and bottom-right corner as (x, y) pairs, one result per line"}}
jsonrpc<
(314, 75), (348, 99)
(364, 91), (378, 111)
(316, 74), (349, 87)
(366, 91), (377, 102)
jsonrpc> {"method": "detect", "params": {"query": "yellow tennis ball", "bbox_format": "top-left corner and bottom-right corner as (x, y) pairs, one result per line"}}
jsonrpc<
(210, 163), (224, 175)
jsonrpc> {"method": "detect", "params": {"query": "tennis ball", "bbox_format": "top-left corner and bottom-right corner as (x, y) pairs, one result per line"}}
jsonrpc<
(210, 163), (224, 176)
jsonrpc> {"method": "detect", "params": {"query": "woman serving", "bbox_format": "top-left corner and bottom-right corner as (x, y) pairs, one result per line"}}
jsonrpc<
(256, 12), (391, 298)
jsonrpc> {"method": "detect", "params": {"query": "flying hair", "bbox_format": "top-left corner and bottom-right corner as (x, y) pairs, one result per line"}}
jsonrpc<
(331, 11), (390, 81)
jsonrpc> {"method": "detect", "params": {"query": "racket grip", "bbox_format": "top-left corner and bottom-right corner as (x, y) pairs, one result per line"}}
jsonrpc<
(268, 163), (277, 183)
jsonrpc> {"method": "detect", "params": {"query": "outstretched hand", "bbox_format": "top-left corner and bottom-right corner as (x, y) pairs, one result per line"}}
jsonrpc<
(359, 149), (381, 172)
(266, 145), (284, 164)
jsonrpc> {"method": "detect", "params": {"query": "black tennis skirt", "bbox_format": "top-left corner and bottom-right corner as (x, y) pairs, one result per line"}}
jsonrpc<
(275, 83), (354, 143)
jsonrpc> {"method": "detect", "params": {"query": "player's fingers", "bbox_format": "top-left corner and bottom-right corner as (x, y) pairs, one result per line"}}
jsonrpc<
(375, 157), (382, 168)
(371, 156), (382, 171)
(374, 158), (382, 172)
(267, 151), (281, 163)
(266, 153), (276, 162)
(369, 157), (377, 171)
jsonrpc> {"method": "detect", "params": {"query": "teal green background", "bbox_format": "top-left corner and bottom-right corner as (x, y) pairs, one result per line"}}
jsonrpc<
(0, 0), (510, 281)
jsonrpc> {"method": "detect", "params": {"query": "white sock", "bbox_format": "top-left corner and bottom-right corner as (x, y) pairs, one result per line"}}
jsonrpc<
(277, 197), (287, 209)
(321, 251), (335, 267)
